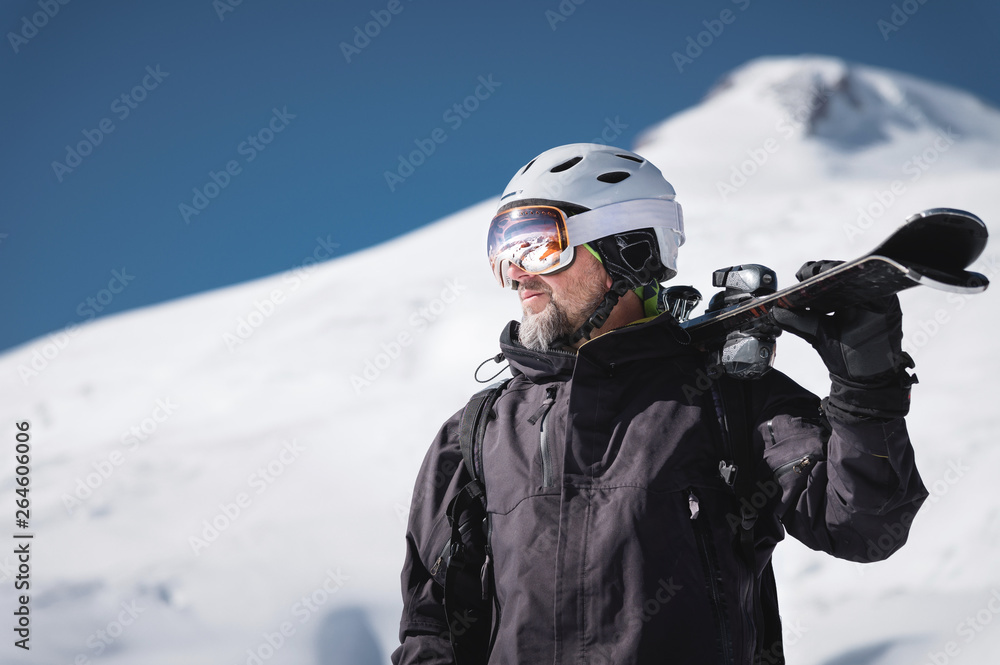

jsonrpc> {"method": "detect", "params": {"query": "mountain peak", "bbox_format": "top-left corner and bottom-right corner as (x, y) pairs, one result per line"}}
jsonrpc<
(704, 55), (1000, 148)
(635, 55), (1000, 198)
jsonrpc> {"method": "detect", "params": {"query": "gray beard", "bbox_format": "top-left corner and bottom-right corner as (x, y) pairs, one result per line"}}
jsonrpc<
(518, 300), (573, 351)
(517, 277), (608, 351)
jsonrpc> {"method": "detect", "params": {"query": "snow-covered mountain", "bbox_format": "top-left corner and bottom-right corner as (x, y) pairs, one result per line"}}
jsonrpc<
(1, 55), (998, 664)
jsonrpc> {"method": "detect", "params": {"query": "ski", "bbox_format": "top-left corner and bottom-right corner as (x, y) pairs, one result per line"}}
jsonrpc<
(680, 208), (990, 345)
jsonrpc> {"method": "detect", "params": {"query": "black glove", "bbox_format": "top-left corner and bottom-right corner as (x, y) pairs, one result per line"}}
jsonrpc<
(771, 260), (917, 421)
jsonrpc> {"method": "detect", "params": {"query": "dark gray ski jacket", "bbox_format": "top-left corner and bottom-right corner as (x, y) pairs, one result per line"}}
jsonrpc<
(392, 314), (928, 665)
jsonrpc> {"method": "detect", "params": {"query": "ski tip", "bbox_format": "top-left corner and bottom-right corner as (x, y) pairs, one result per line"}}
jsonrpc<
(912, 268), (990, 294)
(906, 208), (987, 235)
(875, 208), (990, 270)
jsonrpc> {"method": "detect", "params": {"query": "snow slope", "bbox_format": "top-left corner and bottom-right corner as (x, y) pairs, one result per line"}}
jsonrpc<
(1, 55), (998, 664)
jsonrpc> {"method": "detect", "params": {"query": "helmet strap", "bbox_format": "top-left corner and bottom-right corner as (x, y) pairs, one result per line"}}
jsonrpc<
(564, 253), (665, 346)
(566, 280), (632, 346)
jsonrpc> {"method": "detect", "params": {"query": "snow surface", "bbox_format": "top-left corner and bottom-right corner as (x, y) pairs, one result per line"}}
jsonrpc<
(1, 55), (999, 664)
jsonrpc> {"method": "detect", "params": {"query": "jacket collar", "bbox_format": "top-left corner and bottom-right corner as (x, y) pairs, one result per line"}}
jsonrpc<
(499, 314), (697, 381)
(499, 321), (577, 382)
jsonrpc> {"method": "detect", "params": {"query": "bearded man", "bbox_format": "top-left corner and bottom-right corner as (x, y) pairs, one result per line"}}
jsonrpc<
(392, 143), (927, 665)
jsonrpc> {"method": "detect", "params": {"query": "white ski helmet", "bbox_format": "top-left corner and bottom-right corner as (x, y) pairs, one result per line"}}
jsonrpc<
(493, 143), (684, 287)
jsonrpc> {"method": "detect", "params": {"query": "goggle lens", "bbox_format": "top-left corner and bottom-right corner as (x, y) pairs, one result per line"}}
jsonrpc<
(487, 206), (570, 285)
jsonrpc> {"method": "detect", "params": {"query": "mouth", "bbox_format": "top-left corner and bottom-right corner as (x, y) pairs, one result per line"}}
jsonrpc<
(518, 277), (551, 310)
(520, 288), (548, 304)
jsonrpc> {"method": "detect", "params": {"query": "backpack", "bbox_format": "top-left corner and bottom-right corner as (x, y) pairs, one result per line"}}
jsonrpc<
(442, 378), (511, 664)
(443, 373), (784, 665)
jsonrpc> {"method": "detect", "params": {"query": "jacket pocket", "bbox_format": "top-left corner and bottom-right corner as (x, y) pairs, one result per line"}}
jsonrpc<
(764, 415), (828, 485)
(774, 452), (824, 480)
(528, 385), (558, 489)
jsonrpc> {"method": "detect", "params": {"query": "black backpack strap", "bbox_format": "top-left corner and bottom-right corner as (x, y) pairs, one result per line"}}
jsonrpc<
(716, 375), (757, 560)
(459, 379), (509, 483)
(444, 379), (510, 664)
(715, 374), (786, 664)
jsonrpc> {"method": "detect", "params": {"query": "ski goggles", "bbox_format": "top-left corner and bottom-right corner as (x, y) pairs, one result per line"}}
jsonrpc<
(487, 198), (684, 288)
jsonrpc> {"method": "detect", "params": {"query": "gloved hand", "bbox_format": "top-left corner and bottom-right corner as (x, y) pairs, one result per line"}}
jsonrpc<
(771, 260), (917, 421)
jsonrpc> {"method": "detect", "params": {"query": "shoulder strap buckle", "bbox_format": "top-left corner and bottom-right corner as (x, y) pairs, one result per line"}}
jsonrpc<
(719, 460), (738, 487)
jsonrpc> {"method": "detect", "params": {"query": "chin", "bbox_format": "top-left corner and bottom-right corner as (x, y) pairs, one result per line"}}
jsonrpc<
(520, 297), (548, 316)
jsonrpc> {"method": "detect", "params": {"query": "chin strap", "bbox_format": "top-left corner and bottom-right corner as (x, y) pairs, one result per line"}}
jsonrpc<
(564, 254), (665, 346)
(566, 280), (632, 346)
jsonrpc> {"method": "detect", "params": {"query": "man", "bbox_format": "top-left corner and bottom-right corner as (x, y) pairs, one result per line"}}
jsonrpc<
(392, 143), (927, 664)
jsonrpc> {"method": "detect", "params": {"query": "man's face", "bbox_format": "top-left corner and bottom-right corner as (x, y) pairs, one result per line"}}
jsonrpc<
(508, 248), (611, 351)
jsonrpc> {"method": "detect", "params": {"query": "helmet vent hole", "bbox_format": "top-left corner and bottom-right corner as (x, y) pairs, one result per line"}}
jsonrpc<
(550, 156), (583, 173)
(596, 171), (631, 184)
(521, 159), (536, 175)
(616, 154), (644, 163)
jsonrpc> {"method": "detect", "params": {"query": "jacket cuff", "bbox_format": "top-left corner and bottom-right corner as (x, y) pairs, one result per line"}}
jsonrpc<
(826, 369), (918, 423)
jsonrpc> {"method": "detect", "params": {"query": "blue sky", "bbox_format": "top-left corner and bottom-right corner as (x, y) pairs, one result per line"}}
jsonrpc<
(2, 0), (998, 352)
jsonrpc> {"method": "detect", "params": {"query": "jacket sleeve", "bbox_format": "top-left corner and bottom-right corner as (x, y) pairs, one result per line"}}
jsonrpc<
(755, 371), (929, 563)
(391, 409), (467, 665)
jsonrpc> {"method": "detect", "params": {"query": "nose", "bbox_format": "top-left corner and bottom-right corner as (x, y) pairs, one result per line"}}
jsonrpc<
(507, 262), (530, 281)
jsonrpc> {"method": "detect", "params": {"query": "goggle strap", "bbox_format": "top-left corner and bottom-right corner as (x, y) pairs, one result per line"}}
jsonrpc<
(565, 199), (684, 248)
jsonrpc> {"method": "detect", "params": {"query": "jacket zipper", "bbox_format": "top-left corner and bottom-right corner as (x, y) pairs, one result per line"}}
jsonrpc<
(714, 390), (756, 664)
(429, 538), (451, 578)
(528, 386), (558, 488)
(768, 417), (825, 480)
(731, 509), (758, 664)
(744, 554), (760, 664)
(688, 489), (734, 665)
(774, 453), (824, 480)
